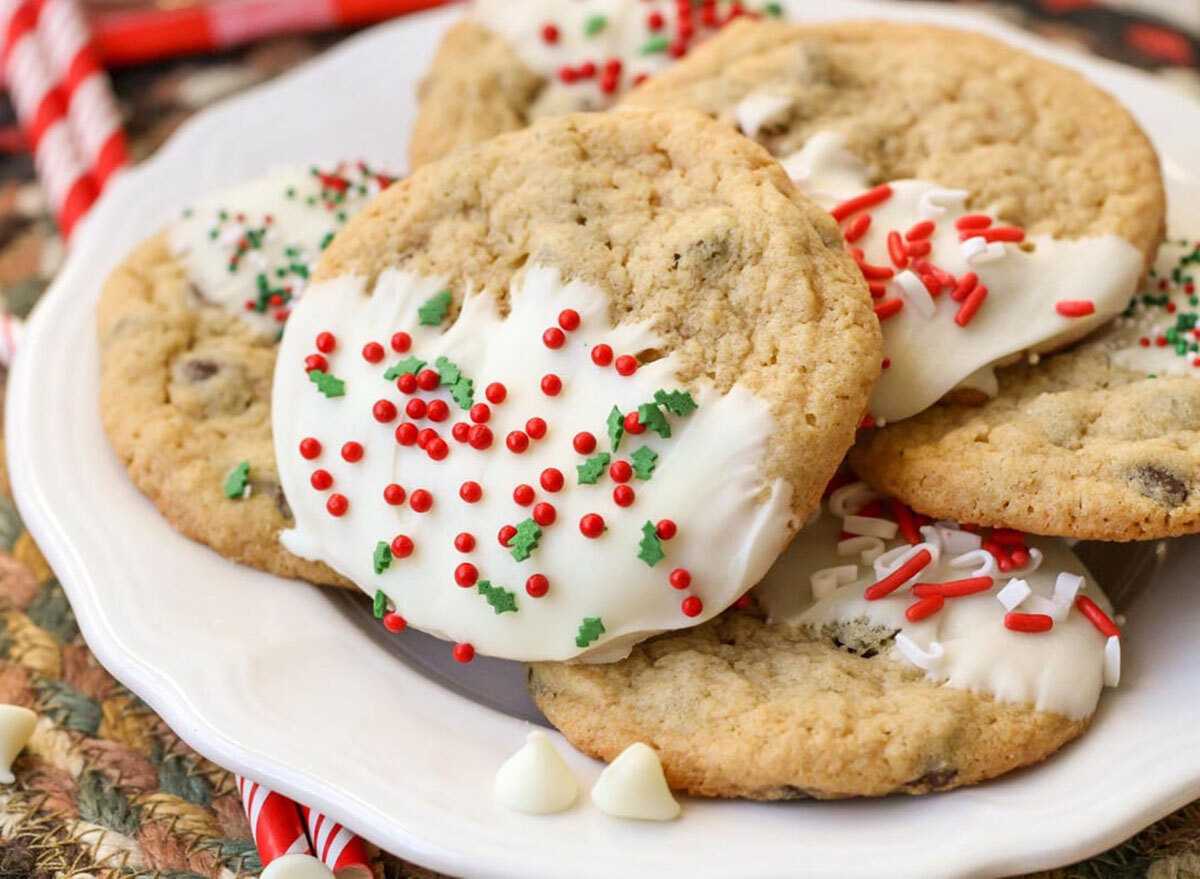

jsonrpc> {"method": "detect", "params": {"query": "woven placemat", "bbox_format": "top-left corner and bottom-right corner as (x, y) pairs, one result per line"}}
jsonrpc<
(0, 3), (1196, 876)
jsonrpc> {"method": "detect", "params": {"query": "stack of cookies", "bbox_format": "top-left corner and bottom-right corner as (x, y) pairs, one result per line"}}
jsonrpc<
(98, 1), (1185, 804)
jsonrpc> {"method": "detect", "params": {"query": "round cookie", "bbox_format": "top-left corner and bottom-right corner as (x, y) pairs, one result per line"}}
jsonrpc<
(529, 483), (1121, 799)
(410, 1), (785, 168)
(272, 109), (882, 661)
(97, 164), (393, 585)
(622, 18), (1166, 423)
(851, 240), (1200, 541)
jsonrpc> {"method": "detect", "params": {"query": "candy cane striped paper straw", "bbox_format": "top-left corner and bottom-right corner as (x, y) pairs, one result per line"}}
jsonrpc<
(301, 805), (372, 879)
(236, 775), (315, 864)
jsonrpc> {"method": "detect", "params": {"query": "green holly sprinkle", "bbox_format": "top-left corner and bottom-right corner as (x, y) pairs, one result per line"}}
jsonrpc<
(763, 1), (784, 16)
(654, 388), (698, 417)
(450, 376), (475, 409)
(584, 13), (607, 35)
(508, 517), (543, 562)
(637, 521), (665, 567)
(308, 369), (345, 398)
(418, 290), (452, 326)
(435, 356), (462, 386)
(637, 403), (671, 439)
(607, 406), (625, 452)
(373, 589), (387, 619)
(576, 617), (605, 648)
(631, 446), (658, 480)
(577, 452), (611, 485)
(478, 580), (518, 615)
(223, 461), (250, 499)
(384, 356), (426, 380)
(373, 541), (393, 575)
(640, 34), (669, 54)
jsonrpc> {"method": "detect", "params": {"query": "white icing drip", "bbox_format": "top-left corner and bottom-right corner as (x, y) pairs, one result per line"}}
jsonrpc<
(167, 164), (390, 336)
(590, 742), (680, 821)
(0, 705), (36, 784)
(494, 730), (580, 814)
(754, 485), (1118, 719)
(735, 92), (793, 138)
(274, 266), (795, 661)
(773, 129), (1144, 422)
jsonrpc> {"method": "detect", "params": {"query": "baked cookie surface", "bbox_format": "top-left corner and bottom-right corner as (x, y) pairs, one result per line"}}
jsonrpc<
(273, 109), (882, 661)
(622, 19), (1165, 423)
(97, 165), (391, 585)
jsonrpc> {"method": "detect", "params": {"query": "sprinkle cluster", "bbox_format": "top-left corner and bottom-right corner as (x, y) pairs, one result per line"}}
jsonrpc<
(1112, 238), (1200, 369)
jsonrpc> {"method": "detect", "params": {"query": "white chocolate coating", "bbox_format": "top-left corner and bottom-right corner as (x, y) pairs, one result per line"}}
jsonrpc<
(168, 163), (393, 335)
(778, 130), (1144, 423)
(590, 742), (680, 821)
(494, 730), (580, 814)
(755, 483), (1119, 719)
(273, 266), (795, 661)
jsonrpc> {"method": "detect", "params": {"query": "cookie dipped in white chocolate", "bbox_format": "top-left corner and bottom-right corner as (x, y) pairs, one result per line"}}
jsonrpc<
(168, 163), (395, 335)
(775, 130), (1144, 423)
(273, 266), (795, 662)
(755, 481), (1121, 719)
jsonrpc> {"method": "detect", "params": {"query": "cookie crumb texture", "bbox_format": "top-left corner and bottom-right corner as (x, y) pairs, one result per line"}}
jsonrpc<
(851, 345), (1200, 540)
(96, 235), (348, 586)
(624, 19), (1164, 266)
(528, 610), (1085, 799)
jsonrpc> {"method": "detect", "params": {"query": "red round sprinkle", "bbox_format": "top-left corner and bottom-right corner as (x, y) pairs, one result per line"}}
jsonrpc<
(310, 469), (333, 490)
(426, 438), (449, 461)
(615, 355), (637, 376)
(451, 421), (470, 442)
(613, 484), (635, 507)
(326, 494), (348, 517)
(513, 484), (535, 506)
(453, 643), (475, 663)
(315, 332), (335, 353)
(541, 23), (559, 43)
(391, 534), (414, 558)
(362, 342), (385, 363)
(624, 411), (645, 435)
(383, 483), (406, 505)
(733, 594), (752, 611)
(397, 373), (417, 394)
(383, 612), (407, 632)
(427, 399), (450, 422)
(454, 532), (476, 553)
(647, 11), (664, 29)
(460, 481), (482, 503)
(578, 60), (596, 78)
(390, 331), (411, 353)
(656, 519), (677, 540)
(395, 422), (418, 445)
(681, 596), (703, 618)
(540, 468), (564, 492)
(341, 441), (363, 462)
(609, 460), (632, 483)
(373, 400), (397, 423)
(507, 431), (530, 453)
(469, 403), (491, 423)
(559, 66), (579, 84)
(299, 437), (321, 459)
(669, 568), (691, 590)
(525, 574), (550, 598)
(416, 428), (438, 449)
(591, 344), (613, 367)
(468, 424), (494, 450)
(305, 354), (328, 373)
(558, 309), (580, 331)
(486, 382), (507, 404)
(580, 513), (605, 538)
(455, 563), (478, 588)
(414, 369), (437, 391)
(533, 502), (557, 526)
(498, 524), (517, 547)
(410, 489), (433, 513)
(543, 327), (566, 349)
(573, 432), (597, 454)
(541, 374), (563, 396)
(525, 417), (547, 440)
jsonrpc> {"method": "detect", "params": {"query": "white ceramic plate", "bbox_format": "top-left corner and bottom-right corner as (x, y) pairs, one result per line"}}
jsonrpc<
(9, 3), (1200, 878)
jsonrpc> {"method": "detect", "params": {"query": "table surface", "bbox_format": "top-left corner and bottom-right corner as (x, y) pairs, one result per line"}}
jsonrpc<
(0, 2), (1196, 877)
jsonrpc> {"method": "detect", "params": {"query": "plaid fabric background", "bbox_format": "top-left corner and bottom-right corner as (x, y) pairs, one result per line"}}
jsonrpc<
(0, 2), (1196, 876)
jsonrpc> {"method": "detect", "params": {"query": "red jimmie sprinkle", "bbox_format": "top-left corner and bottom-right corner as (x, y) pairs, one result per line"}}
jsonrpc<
(1076, 595), (1120, 638)
(341, 442), (363, 462)
(541, 468), (565, 492)
(391, 534), (414, 558)
(533, 502), (557, 526)
(384, 484), (406, 505)
(305, 354), (328, 373)
(952, 272), (978, 302)
(315, 332), (336, 353)
(541, 374), (563, 396)
(362, 342), (384, 363)
(591, 344), (614, 367)
(669, 568), (692, 590)
(656, 519), (677, 540)
(905, 594), (944, 622)
(887, 230), (908, 269)
(395, 423), (418, 445)
(390, 331), (411, 353)
(681, 596), (703, 618)
(965, 226), (1025, 244)
(410, 490), (433, 513)
(580, 513), (605, 538)
(856, 260), (894, 281)
(889, 499), (921, 545)
(843, 213), (871, 243)
(498, 524), (517, 547)
(955, 214), (991, 231)
(613, 485), (635, 507)
(326, 494), (348, 517)
(831, 184), (893, 222)
(574, 432), (598, 454)
(455, 563), (478, 588)
(624, 411), (646, 435)
(1056, 300), (1096, 318)
(526, 574), (550, 598)
(311, 470), (332, 490)
(558, 309), (580, 331)
(513, 484), (535, 506)
(864, 549), (933, 600)
(453, 643), (475, 663)
(874, 298), (904, 321)
(954, 283), (989, 327)
(469, 403), (491, 423)
(905, 220), (935, 241)
(912, 577), (993, 598)
(907, 241), (933, 259)
(1004, 612), (1054, 633)
(615, 355), (638, 376)
(460, 481), (482, 503)
(486, 382), (507, 404)
(383, 612), (407, 632)
(299, 437), (321, 459)
(867, 282), (887, 299)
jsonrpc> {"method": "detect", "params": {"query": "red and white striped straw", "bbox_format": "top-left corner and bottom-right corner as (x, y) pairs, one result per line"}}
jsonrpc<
(237, 775), (314, 864)
(301, 805), (372, 879)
